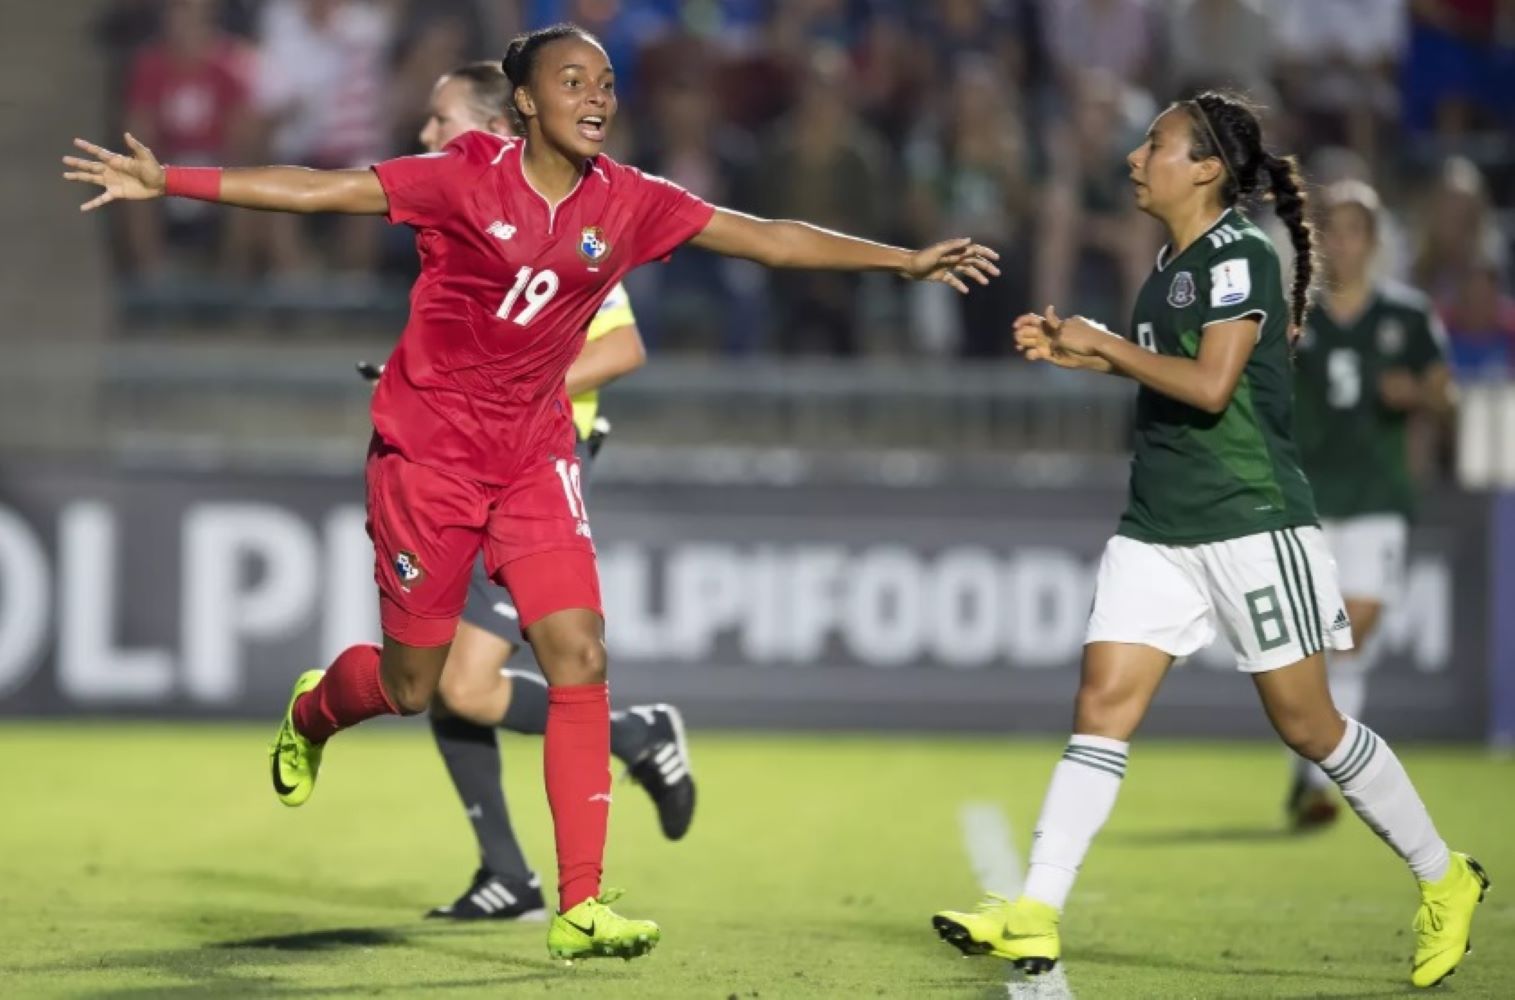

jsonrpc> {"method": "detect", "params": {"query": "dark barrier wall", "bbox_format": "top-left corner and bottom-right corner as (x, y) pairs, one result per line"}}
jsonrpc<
(1492, 492), (1515, 748)
(0, 466), (1491, 739)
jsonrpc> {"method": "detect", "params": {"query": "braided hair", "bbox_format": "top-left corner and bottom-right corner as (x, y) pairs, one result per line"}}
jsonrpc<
(1183, 91), (1315, 331)
(501, 23), (601, 134)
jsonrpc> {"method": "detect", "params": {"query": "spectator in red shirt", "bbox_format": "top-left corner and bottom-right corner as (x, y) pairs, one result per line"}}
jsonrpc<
(121, 0), (254, 277)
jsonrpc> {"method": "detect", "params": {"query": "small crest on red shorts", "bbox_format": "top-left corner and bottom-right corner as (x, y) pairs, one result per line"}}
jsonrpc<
(394, 550), (424, 588)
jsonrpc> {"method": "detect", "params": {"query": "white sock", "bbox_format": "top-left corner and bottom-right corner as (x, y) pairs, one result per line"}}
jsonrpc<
(1297, 654), (1370, 791)
(1023, 734), (1129, 911)
(1320, 717), (1450, 883)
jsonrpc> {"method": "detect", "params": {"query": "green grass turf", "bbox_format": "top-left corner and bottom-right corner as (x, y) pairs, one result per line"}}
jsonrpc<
(0, 723), (1510, 999)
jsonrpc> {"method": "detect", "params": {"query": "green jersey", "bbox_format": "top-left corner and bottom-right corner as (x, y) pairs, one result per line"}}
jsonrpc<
(1292, 282), (1446, 518)
(1118, 209), (1318, 545)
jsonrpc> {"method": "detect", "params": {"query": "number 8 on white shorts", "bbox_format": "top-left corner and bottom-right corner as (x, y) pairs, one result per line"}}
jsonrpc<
(1086, 526), (1354, 673)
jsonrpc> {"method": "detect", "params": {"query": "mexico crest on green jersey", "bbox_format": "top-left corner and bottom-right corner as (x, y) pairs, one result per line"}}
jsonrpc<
(1376, 316), (1406, 354)
(1167, 270), (1196, 308)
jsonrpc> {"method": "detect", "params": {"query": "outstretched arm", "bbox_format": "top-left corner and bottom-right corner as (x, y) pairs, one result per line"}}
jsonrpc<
(63, 133), (388, 215)
(1051, 309), (1258, 414)
(688, 208), (999, 294)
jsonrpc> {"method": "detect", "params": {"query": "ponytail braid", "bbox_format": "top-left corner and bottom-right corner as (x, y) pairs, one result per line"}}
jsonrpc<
(1262, 152), (1314, 330)
(1184, 90), (1316, 331)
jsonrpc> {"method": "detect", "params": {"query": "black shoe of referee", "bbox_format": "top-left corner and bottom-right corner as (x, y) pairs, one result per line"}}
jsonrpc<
(426, 869), (546, 921)
(625, 704), (697, 841)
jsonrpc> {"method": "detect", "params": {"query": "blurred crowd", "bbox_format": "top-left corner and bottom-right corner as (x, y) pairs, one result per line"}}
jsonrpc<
(97, 0), (1515, 375)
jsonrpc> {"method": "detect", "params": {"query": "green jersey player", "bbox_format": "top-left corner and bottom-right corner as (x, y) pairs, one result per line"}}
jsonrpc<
(1285, 180), (1455, 830)
(932, 92), (1487, 990)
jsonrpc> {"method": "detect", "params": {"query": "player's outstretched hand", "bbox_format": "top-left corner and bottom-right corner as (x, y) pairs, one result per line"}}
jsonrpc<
(1013, 306), (1103, 370)
(62, 133), (166, 212)
(904, 238), (1000, 294)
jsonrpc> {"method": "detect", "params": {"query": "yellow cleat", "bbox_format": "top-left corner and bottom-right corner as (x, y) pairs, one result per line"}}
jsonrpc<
(933, 893), (1013, 957)
(1411, 852), (1490, 988)
(933, 895), (1060, 974)
(269, 670), (325, 807)
(547, 889), (660, 962)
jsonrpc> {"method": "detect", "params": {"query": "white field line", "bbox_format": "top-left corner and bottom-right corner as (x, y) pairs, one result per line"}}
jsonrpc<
(957, 802), (1075, 1000)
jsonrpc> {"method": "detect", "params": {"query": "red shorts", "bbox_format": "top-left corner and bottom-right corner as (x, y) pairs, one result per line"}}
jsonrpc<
(365, 439), (601, 646)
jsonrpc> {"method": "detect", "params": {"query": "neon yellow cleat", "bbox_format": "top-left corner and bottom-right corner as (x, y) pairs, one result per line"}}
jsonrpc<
(933, 895), (1060, 974)
(268, 670), (325, 807)
(933, 893), (1014, 957)
(547, 888), (660, 961)
(1411, 852), (1490, 988)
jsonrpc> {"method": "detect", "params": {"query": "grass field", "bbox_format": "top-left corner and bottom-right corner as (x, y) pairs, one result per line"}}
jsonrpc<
(0, 723), (1510, 999)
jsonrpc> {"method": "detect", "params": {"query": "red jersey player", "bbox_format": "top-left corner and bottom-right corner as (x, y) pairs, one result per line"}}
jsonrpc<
(64, 22), (999, 962)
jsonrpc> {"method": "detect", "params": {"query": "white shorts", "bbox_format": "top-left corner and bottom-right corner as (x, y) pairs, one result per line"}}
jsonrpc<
(1321, 515), (1408, 605)
(1086, 527), (1354, 673)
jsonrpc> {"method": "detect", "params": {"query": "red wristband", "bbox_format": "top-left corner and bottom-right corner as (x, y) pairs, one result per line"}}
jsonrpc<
(164, 165), (222, 202)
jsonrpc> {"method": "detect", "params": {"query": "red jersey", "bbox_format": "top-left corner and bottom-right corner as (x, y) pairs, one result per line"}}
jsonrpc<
(370, 132), (714, 484)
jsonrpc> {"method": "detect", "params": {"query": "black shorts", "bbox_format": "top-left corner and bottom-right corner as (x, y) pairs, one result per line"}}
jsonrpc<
(461, 436), (597, 644)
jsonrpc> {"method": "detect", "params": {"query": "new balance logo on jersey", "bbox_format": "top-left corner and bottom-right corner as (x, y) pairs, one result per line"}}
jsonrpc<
(1332, 609), (1351, 632)
(486, 220), (517, 241)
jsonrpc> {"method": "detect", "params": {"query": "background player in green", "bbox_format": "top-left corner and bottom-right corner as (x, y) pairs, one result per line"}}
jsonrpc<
(1284, 180), (1455, 830)
(932, 91), (1488, 989)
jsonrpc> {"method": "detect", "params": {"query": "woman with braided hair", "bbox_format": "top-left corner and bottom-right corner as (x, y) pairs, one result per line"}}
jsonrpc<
(932, 91), (1488, 989)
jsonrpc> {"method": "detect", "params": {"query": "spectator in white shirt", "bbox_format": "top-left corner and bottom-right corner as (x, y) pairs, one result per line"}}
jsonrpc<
(1269, 0), (1408, 168)
(249, 0), (393, 278)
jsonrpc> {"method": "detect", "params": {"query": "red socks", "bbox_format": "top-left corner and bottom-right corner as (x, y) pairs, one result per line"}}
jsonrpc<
(291, 644), (396, 744)
(545, 682), (611, 912)
(289, 653), (609, 911)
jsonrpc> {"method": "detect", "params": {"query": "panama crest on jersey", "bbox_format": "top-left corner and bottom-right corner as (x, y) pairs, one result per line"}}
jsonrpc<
(1167, 270), (1196, 308)
(1377, 318), (1406, 355)
(578, 225), (610, 265)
